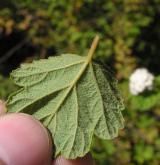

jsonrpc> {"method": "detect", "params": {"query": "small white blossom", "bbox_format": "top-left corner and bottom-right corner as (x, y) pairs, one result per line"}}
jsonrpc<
(129, 68), (154, 95)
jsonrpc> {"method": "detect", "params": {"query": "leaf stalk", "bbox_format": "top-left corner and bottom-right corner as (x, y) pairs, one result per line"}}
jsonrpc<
(87, 35), (100, 62)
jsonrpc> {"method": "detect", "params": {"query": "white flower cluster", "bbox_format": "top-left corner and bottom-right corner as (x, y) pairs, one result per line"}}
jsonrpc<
(129, 68), (154, 95)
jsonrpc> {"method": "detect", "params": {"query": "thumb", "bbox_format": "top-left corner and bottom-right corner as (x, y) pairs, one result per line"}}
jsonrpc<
(0, 100), (52, 165)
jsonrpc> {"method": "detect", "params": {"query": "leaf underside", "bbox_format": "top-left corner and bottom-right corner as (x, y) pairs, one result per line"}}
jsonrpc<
(7, 54), (124, 159)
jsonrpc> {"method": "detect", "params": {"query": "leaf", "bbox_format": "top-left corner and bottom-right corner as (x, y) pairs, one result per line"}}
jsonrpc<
(7, 36), (124, 159)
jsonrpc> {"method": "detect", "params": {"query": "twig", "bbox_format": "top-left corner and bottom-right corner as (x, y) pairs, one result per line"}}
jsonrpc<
(0, 38), (28, 64)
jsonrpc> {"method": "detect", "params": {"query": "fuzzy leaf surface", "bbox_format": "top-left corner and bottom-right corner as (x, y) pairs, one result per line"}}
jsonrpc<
(7, 54), (124, 159)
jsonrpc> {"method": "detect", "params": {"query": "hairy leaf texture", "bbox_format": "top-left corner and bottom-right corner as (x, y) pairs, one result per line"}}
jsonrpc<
(7, 37), (124, 159)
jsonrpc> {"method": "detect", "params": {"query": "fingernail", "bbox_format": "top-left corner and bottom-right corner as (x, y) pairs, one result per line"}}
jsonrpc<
(0, 100), (6, 116)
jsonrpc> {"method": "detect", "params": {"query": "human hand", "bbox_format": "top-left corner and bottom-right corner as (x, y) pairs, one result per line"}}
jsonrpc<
(0, 100), (95, 165)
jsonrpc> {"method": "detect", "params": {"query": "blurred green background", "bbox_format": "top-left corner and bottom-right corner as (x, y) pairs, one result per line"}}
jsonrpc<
(0, 0), (160, 164)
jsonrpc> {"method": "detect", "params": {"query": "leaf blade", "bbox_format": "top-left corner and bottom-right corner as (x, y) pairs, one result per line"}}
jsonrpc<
(7, 53), (124, 159)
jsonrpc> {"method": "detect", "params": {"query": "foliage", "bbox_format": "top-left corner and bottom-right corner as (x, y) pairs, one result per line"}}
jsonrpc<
(0, 75), (16, 99)
(0, 0), (160, 164)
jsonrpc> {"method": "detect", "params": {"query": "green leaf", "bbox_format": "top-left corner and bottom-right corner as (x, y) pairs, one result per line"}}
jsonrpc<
(129, 92), (160, 111)
(7, 36), (124, 159)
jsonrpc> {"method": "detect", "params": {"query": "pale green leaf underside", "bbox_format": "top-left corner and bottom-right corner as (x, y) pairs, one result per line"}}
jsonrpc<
(7, 54), (124, 159)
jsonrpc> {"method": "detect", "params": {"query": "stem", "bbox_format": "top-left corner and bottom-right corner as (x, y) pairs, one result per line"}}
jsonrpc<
(0, 38), (28, 64)
(87, 35), (100, 62)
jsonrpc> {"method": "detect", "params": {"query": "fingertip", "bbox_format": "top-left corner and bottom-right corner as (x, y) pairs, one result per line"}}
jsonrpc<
(0, 113), (52, 165)
(52, 153), (95, 165)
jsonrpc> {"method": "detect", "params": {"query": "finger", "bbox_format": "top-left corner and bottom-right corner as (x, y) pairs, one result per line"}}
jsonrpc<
(52, 153), (95, 165)
(0, 113), (52, 165)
